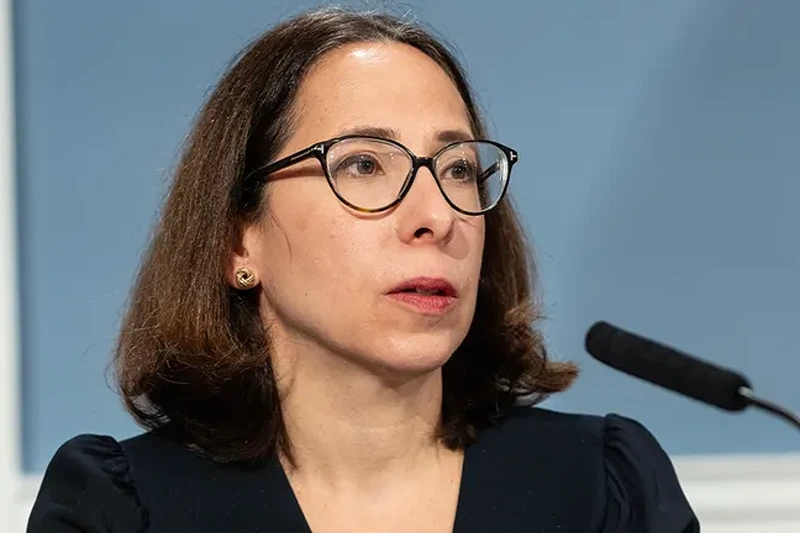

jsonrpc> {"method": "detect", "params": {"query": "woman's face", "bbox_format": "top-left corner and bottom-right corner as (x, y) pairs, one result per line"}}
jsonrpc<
(238, 42), (485, 378)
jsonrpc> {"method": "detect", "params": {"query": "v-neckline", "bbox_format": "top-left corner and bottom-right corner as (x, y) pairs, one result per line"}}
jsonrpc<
(271, 443), (475, 533)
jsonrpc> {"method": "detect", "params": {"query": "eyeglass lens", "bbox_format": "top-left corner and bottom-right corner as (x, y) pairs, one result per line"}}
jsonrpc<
(325, 138), (507, 213)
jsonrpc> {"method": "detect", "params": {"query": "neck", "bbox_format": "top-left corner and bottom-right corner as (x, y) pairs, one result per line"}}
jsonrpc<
(273, 341), (451, 488)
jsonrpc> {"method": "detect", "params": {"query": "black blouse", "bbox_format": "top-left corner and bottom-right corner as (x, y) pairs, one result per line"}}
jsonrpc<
(28, 407), (699, 532)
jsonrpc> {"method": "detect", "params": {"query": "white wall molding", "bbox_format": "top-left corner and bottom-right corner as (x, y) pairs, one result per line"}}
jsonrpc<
(0, 0), (20, 531)
(8, 453), (800, 531)
(673, 453), (800, 532)
(12, 476), (40, 533)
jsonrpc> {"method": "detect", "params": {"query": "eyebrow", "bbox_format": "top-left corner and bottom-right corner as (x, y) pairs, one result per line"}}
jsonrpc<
(336, 125), (475, 144)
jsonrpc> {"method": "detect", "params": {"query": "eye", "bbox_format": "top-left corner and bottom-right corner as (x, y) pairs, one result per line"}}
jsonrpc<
(335, 154), (383, 177)
(441, 158), (477, 182)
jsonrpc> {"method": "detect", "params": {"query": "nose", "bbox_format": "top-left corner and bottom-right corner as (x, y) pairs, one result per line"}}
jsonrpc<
(394, 165), (455, 245)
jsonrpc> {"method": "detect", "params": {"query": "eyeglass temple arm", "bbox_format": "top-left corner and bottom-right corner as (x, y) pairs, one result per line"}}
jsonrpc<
(254, 145), (321, 178)
(477, 147), (517, 184)
(477, 162), (500, 185)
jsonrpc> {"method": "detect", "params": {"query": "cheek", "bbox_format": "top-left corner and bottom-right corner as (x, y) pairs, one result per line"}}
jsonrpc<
(261, 186), (381, 294)
(466, 218), (486, 274)
(315, 218), (390, 298)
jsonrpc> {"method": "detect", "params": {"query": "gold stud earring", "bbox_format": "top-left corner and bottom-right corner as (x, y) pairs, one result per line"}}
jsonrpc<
(235, 267), (256, 289)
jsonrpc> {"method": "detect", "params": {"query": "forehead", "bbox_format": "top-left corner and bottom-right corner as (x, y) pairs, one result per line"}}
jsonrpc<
(289, 42), (472, 143)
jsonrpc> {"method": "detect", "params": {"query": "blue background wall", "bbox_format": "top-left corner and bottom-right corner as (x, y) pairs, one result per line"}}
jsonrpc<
(15, 0), (800, 472)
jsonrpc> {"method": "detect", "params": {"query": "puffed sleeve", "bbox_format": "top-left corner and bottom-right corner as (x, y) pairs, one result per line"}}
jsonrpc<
(27, 435), (149, 533)
(601, 415), (700, 533)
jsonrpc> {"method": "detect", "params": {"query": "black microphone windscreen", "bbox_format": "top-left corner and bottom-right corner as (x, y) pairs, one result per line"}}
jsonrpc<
(585, 321), (751, 412)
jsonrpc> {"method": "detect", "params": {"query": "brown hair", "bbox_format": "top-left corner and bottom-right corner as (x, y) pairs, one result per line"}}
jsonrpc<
(115, 6), (578, 465)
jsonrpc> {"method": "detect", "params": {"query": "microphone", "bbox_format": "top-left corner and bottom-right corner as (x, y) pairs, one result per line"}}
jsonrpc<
(585, 321), (800, 431)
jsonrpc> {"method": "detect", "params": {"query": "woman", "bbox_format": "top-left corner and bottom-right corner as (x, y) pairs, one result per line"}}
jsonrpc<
(28, 7), (698, 532)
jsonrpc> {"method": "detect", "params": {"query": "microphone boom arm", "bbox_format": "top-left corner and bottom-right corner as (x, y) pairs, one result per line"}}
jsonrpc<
(737, 386), (800, 432)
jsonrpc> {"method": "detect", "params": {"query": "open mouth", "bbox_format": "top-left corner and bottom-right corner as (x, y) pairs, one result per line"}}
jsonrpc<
(396, 287), (449, 296)
(388, 277), (457, 298)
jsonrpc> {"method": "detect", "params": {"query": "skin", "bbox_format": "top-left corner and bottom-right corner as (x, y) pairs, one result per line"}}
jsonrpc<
(230, 41), (485, 532)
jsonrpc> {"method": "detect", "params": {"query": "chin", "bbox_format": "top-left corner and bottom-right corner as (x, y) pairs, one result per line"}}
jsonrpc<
(369, 335), (459, 378)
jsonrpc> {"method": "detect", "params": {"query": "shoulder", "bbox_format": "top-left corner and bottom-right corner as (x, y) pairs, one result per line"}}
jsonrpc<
(29, 430), (300, 532)
(478, 405), (684, 474)
(467, 406), (607, 502)
(463, 406), (698, 532)
(480, 404), (677, 454)
(472, 405), (607, 472)
(120, 429), (305, 531)
(28, 434), (149, 533)
(481, 404), (607, 442)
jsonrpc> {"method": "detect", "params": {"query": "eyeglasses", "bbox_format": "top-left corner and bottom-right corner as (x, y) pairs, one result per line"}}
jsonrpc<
(243, 135), (518, 215)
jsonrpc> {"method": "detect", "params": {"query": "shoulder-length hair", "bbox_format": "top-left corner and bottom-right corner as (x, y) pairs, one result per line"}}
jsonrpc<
(115, 6), (578, 465)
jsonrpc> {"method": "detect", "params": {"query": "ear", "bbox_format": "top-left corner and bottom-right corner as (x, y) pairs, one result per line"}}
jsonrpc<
(225, 220), (261, 289)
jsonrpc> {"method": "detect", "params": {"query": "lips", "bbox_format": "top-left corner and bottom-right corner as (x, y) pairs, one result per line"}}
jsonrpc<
(388, 277), (457, 298)
(386, 277), (458, 314)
